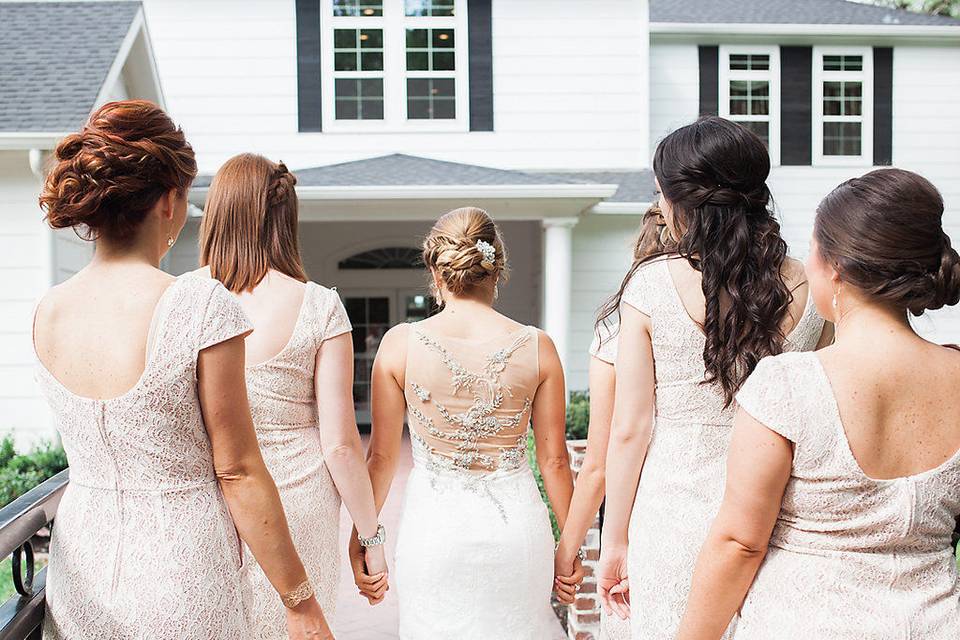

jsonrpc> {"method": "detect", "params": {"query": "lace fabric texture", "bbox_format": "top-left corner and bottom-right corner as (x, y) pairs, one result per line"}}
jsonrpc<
(34, 275), (254, 639)
(242, 282), (351, 639)
(395, 323), (565, 639)
(620, 258), (824, 640)
(735, 352), (960, 639)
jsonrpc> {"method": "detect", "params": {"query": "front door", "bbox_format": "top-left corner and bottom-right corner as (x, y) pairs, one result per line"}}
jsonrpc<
(342, 289), (438, 426)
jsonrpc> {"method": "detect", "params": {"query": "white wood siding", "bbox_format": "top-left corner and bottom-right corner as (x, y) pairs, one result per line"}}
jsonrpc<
(141, 0), (649, 173)
(648, 41), (960, 345)
(0, 152), (55, 445)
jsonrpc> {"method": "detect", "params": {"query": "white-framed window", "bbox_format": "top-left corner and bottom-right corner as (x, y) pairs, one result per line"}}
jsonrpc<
(812, 46), (873, 166)
(321, 0), (468, 132)
(719, 45), (781, 165)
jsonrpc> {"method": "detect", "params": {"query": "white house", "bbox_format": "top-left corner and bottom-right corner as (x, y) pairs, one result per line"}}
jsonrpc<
(2, 0), (960, 440)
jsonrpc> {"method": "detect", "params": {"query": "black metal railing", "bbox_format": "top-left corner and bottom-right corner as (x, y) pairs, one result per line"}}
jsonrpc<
(0, 470), (68, 640)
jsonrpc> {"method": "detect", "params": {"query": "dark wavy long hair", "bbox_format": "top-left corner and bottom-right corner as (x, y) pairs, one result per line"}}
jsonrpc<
(597, 116), (793, 405)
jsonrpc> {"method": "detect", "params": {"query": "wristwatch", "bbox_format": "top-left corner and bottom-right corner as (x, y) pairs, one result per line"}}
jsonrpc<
(358, 523), (386, 548)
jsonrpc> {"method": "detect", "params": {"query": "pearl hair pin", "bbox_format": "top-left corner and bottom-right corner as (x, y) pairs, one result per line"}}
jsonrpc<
(475, 239), (496, 270)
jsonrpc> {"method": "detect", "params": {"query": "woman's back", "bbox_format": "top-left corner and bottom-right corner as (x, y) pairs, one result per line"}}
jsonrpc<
(735, 348), (960, 638)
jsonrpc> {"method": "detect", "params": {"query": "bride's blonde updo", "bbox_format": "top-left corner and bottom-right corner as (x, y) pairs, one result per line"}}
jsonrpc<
(422, 207), (509, 296)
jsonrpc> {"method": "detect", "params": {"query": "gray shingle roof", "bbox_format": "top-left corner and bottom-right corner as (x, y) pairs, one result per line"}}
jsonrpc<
(650, 0), (960, 26)
(0, 2), (141, 132)
(194, 153), (655, 203)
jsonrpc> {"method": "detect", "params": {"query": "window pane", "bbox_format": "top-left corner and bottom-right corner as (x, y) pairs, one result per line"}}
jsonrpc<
(406, 28), (428, 48)
(333, 0), (383, 16)
(360, 29), (382, 48)
(740, 121), (769, 145)
(335, 79), (384, 120)
(361, 51), (383, 71)
(730, 53), (769, 71)
(406, 51), (429, 70)
(334, 52), (358, 72)
(729, 98), (748, 116)
(334, 29), (356, 48)
(823, 81), (861, 116)
(729, 80), (768, 116)
(407, 78), (455, 120)
(433, 51), (455, 71)
(433, 29), (454, 48)
(824, 54), (862, 71)
(730, 80), (748, 98)
(405, 0), (455, 16)
(823, 122), (862, 156)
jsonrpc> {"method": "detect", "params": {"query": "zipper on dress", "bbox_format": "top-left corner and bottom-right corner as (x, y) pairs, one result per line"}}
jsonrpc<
(95, 400), (125, 599)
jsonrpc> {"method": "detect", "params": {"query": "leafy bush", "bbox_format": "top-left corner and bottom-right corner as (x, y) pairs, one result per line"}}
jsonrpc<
(565, 391), (590, 440)
(0, 436), (68, 508)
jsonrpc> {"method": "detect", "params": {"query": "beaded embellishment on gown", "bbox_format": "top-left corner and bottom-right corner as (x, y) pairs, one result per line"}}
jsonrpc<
(34, 275), (254, 640)
(394, 323), (565, 640)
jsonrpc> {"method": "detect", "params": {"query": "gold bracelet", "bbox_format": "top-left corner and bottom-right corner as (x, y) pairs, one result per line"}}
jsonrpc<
(281, 579), (314, 609)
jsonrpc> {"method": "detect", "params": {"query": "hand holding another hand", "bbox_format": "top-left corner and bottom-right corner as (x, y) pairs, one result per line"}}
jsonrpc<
(348, 527), (389, 605)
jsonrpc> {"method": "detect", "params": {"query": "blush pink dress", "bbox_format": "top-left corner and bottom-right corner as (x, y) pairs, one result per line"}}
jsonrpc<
(619, 257), (824, 640)
(34, 275), (254, 639)
(735, 352), (960, 639)
(241, 281), (352, 639)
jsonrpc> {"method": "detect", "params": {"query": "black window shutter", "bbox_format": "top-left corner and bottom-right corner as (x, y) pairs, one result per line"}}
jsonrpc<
(296, 0), (322, 132)
(780, 46), (813, 166)
(873, 47), (893, 166)
(467, 0), (493, 131)
(698, 46), (719, 116)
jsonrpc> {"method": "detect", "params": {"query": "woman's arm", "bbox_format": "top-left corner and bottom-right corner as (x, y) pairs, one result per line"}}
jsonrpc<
(348, 324), (408, 604)
(555, 356), (615, 569)
(198, 335), (331, 639)
(597, 304), (656, 619)
(675, 408), (792, 640)
(531, 331), (575, 531)
(315, 333), (386, 576)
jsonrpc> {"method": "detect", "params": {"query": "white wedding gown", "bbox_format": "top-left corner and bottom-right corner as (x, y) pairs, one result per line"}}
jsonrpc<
(394, 323), (566, 640)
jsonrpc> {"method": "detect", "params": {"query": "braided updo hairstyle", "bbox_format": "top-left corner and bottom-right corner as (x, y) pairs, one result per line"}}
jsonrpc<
(815, 168), (960, 316)
(199, 153), (306, 293)
(422, 207), (509, 298)
(39, 100), (197, 242)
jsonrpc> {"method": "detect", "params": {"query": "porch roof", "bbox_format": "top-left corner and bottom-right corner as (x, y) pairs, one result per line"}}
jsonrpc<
(0, 2), (143, 136)
(191, 154), (654, 215)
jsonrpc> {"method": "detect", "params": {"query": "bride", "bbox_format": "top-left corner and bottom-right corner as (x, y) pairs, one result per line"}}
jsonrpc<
(352, 207), (581, 639)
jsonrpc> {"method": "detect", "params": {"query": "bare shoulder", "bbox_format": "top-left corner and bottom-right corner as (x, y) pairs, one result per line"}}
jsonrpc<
(781, 257), (808, 288)
(379, 323), (410, 360)
(534, 329), (563, 377)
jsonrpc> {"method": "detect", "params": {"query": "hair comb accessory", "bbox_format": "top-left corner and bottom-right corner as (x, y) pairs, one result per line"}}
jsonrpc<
(475, 239), (496, 270)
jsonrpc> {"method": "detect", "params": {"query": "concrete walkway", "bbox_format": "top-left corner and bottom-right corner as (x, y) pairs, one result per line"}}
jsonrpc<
(332, 435), (412, 639)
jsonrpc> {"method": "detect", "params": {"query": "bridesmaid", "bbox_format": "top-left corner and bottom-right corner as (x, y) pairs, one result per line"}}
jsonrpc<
(597, 116), (829, 639)
(554, 204), (672, 640)
(33, 101), (329, 639)
(198, 153), (387, 637)
(678, 168), (960, 639)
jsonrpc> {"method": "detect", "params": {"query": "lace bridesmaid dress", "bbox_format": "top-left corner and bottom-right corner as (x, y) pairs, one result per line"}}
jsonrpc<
(735, 352), (960, 639)
(34, 275), (254, 639)
(620, 258), (823, 640)
(589, 327), (632, 640)
(242, 282), (351, 639)
(395, 323), (565, 640)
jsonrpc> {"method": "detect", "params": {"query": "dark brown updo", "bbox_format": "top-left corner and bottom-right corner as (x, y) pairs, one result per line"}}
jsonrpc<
(815, 168), (960, 316)
(422, 207), (509, 296)
(39, 100), (197, 242)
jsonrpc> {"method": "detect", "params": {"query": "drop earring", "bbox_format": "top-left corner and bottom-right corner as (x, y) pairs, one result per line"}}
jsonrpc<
(167, 237), (175, 248)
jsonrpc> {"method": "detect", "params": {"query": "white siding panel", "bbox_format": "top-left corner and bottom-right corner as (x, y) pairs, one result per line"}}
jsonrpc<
(141, 0), (650, 172)
(649, 43), (699, 157)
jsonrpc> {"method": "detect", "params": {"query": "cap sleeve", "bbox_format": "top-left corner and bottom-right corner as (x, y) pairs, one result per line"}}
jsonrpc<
(589, 323), (618, 365)
(736, 355), (801, 443)
(199, 281), (253, 351)
(319, 287), (352, 342)
(620, 263), (653, 316)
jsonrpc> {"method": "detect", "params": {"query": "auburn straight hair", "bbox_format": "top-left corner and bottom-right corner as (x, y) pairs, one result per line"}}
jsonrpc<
(199, 153), (307, 292)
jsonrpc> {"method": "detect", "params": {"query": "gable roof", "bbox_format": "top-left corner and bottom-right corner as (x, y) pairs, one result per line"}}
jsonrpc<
(0, 1), (143, 133)
(193, 153), (654, 205)
(650, 0), (960, 27)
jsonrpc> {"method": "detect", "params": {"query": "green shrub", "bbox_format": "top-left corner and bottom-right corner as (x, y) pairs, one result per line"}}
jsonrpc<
(526, 431), (560, 541)
(565, 391), (590, 440)
(0, 436), (68, 508)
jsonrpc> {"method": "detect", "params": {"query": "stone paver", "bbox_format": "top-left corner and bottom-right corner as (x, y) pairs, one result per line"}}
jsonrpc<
(333, 434), (412, 639)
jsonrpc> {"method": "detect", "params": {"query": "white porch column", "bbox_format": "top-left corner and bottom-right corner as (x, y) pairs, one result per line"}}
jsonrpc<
(541, 217), (578, 378)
